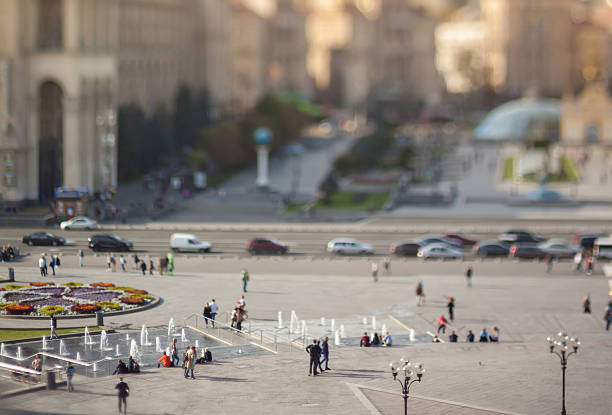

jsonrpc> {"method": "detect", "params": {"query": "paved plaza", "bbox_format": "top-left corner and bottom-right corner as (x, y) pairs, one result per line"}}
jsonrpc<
(1, 254), (611, 414)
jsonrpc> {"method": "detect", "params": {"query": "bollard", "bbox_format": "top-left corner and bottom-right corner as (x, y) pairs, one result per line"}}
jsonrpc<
(46, 371), (56, 390)
(96, 311), (104, 326)
(8, 268), (14, 281)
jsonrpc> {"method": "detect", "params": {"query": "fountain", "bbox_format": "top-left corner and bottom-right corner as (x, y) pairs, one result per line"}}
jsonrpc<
(140, 325), (146, 346)
(340, 325), (345, 338)
(168, 318), (176, 337)
(237, 348), (242, 354)
(100, 330), (112, 351)
(155, 337), (162, 352)
(0, 343), (5, 356)
(409, 329), (416, 342)
(16, 346), (22, 360)
(181, 328), (188, 343)
(166, 347), (170, 356)
(382, 323), (387, 335)
(115, 344), (121, 356)
(334, 330), (341, 346)
(277, 311), (283, 329)
(84, 327), (93, 345)
(362, 317), (368, 325)
(130, 339), (141, 363)
(195, 340), (199, 348)
(200, 348), (205, 357)
(59, 340), (70, 356)
(320, 317), (325, 326)
(76, 352), (82, 361)
(290, 310), (299, 333)
(300, 320), (306, 337)
(125, 333), (130, 342)
(42, 336), (52, 350)
(372, 316), (377, 330)
(330, 319), (335, 333)
(93, 362), (98, 372)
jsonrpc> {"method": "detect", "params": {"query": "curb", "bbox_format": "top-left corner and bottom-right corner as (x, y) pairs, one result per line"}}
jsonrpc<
(0, 329), (116, 345)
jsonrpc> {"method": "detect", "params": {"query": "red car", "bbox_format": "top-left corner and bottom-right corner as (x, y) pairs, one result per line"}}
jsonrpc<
(443, 233), (478, 247)
(246, 238), (288, 255)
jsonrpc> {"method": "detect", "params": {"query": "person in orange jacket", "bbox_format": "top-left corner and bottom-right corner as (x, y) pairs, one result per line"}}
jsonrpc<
(437, 315), (449, 334)
(157, 352), (172, 367)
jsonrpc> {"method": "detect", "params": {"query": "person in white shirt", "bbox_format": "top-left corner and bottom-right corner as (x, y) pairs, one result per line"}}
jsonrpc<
(38, 255), (46, 277)
(239, 295), (246, 308)
(209, 299), (218, 328)
(371, 262), (378, 283)
(383, 332), (392, 347)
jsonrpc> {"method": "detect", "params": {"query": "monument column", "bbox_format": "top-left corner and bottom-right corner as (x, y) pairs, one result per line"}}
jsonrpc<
(253, 127), (272, 189)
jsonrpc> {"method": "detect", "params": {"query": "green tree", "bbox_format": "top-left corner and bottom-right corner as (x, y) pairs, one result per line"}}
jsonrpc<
(172, 85), (197, 152)
(319, 173), (339, 205)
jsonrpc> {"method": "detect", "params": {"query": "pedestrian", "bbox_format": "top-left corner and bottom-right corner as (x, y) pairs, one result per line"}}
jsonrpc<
(449, 330), (458, 342)
(110, 253), (117, 271)
(239, 295), (246, 308)
(182, 346), (189, 369)
(120, 255), (126, 272)
(415, 281), (425, 306)
(545, 254), (553, 273)
(241, 269), (249, 292)
(148, 260), (155, 275)
(49, 254), (56, 276)
(305, 340), (320, 376)
(583, 293), (591, 314)
(605, 300), (612, 331)
(466, 330), (475, 342)
(115, 377), (130, 415)
(573, 252), (582, 272)
(54, 254), (61, 270)
(170, 338), (180, 366)
(133, 254), (140, 271)
(43, 254), (48, 276)
(235, 306), (247, 331)
(371, 262), (378, 283)
(158, 257), (163, 276)
(39, 255), (46, 277)
(139, 260), (146, 276)
(437, 315), (449, 334)
(167, 252), (174, 275)
(447, 297), (455, 321)
(209, 299), (218, 328)
(32, 354), (42, 372)
(466, 265), (473, 287)
(78, 249), (84, 267)
(203, 302), (212, 327)
(185, 346), (196, 379)
(50, 315), (58, 339)
(383, 256), (391, 275)
(106, 253), (112, 272)
(585, 255), (594, 275)
(319, 337), (330, 371)
(479, 328), (489, 342)
(65, 362), (75, 392)
(360, 332), (371, 347)
(489, 326), (500, 342)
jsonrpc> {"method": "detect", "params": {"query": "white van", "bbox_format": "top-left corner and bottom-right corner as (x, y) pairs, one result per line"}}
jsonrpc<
(594, 237), (612, 259)
(170, 233), (212, 253)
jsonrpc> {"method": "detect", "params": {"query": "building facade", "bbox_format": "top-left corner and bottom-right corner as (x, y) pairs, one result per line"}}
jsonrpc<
(561, 82), (612, 146)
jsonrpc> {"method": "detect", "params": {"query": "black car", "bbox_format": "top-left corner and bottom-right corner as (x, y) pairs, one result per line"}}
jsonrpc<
(498, 230), (547, 244)
(473, 241), (510, 258)
(88, 235), (133, 252)
(509, 244), (546, 260)
(390, 242), (420, 256)
(22, 232), (65, 246)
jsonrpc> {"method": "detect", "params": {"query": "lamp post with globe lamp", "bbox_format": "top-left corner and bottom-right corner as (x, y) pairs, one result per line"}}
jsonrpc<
(389, 358), (424, 415)
(253, 127), (272, 189)
(547, 332), (580, 415)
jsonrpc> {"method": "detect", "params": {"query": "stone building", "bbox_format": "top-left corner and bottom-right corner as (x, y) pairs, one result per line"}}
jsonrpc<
(561, 82), (612, 146)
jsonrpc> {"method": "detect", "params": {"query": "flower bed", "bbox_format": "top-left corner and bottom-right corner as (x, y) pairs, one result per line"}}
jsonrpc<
(0, 282), (155, 316)
(29, 282), (55, 287)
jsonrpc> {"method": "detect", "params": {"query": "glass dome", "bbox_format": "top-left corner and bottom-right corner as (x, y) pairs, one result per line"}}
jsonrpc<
(474, 98), (560, 141)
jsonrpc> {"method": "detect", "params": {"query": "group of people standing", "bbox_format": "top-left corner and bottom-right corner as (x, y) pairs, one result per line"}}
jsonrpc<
(38, 253), (61, 276)
(157, 338), (212, 379)
(305, 337), (330, 376)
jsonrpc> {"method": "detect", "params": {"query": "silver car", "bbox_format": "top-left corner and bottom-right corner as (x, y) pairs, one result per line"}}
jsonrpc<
(538, 240), (581, 259)
(417, 243), (463, 260)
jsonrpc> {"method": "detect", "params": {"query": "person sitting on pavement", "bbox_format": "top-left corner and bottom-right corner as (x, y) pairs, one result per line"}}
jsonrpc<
(489, 326), (500, 342)
(466, 330), (475, 343)
(371, 333), (381, 346)
(479, 328), (489, 342)
(383, 332), (392, 347)
(127, 356), (139, 373)
(157, 352), (172, 368)
(449, 330), (458, 343)
(113, 360), (129, 375)
(204, 348), (212, 362)
(432, 335), (441, 343)
(360, 332), (371, 347)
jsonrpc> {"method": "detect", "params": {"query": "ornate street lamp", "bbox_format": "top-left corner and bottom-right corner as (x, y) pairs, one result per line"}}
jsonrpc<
(389, 357), (424, 415)
(547, 332), (580, 415)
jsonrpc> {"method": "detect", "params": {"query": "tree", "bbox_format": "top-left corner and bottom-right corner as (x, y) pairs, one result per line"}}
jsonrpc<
(319, 173), (339, 205)
(172, 85), (197, 153)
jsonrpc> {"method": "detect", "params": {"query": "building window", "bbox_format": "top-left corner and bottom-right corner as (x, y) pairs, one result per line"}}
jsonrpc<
(38, 0), (63, 50)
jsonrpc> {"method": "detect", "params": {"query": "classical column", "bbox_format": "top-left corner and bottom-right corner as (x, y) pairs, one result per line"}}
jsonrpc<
(62, 93), (82, 188)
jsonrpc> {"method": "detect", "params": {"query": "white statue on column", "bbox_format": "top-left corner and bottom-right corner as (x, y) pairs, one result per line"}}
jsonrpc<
(253, 127), (272, 189)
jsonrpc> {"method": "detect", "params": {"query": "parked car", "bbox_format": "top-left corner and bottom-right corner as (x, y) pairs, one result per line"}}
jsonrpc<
(22, 232), (65, 246)
(572, 233), (608, 250)
(327, 238), (373, 255)
(594, 237), (612, 259)
(417, 244), (462, 260)
(60, 216), (98, 230)
(443, 233), (478, 247)
(390, 241), (420, 256)
(416, 235), (462, 249)
(509, 244), (546, 260)
(473, 241), (510, 258)
(170, 233), (211, 253)
(88, 234), (133, 252)
(498, 230), (546, 244)
(538, 240), (581, 259)
(247, 238), (288, 255)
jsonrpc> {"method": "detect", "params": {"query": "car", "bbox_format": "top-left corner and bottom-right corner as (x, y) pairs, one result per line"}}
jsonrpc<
(417, 244), (462, 260)
(247, 238), (288, 255)
(509, 244), (546, 260)
(571, 233), (608, 250)
(88, 234), (133, 252)
(390, 241), (420, 256)
(22, 232), (65, 246)
(416, 235), (462, 249)
(498, 230), (546, 244)
(170, 233), (211, 253)
(326, 238), (373, 255)
(473, 241), (510, 258)
(538, 240), (581, 259)
(594, 237), (612, 259)
(60, 216), (98, 230)
(443, 233), (478, 247)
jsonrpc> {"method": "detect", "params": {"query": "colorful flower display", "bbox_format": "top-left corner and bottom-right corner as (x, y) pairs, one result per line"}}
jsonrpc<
(0, 283), (155, 316)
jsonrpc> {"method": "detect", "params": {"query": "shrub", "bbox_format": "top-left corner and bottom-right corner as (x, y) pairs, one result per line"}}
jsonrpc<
(4, 284), (28, 290)
(120, 296), (145, 305)
(125, 289), (148, 295)
(90, 282), (115, 288)
(39, 305), (65, 316)
(30, 282), (55, 287)
(70, 304), (100, 314)
(6, 304), (34, 315)
(108, 286), (134, 291)
(0, 302), (16, 310)
(129, 294), (153, 300)
(95, 301), (121, 311)
(61, 282), (83, 287)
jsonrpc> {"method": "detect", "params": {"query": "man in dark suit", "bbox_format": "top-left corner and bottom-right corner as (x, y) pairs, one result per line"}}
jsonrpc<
(306, 340), (321, 376)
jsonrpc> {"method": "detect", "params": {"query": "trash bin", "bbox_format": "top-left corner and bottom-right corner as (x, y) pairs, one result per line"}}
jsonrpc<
(46, 371), (56, 390)
(96, 310), (104, 326)
(8, 268), (14, 281)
